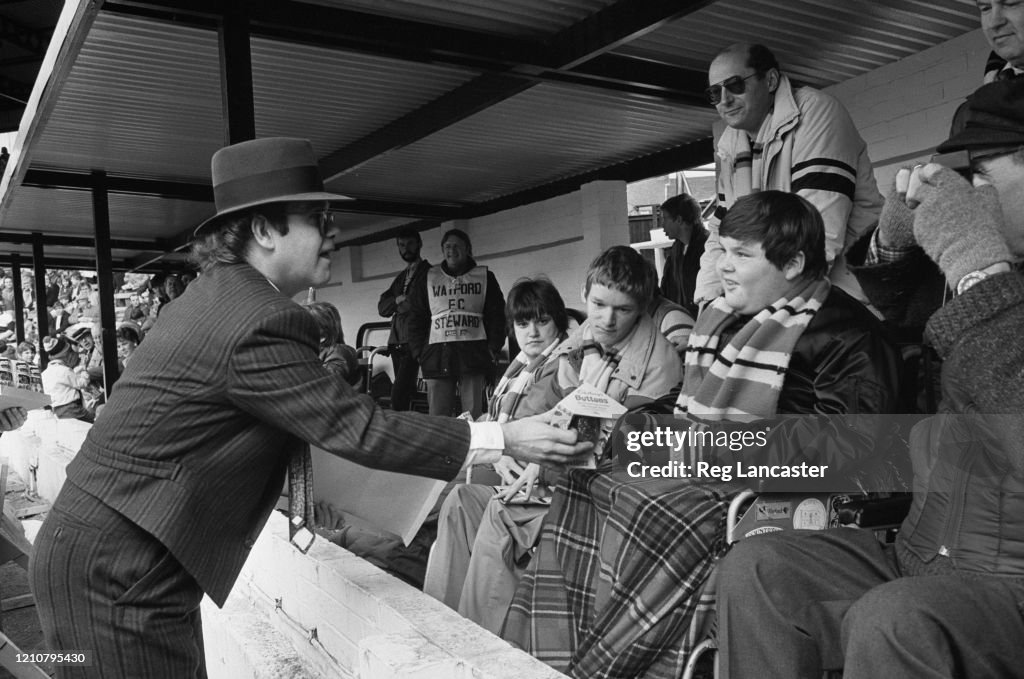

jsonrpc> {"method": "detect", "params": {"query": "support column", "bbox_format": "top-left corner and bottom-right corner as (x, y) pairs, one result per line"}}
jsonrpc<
(31, 235), (49, 367)
(579, 180), (629, 259)
(92, 170), (119, 397)
(10, 255), (24, 343)
(219, 0), (256, 144)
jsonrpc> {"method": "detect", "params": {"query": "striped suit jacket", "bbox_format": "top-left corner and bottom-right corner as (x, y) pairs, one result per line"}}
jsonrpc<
(62, 263), (470, 605)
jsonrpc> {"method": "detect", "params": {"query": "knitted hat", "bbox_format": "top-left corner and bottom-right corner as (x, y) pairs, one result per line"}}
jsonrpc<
(42, 335), (73, 361)
(938, 79), (1024, 153)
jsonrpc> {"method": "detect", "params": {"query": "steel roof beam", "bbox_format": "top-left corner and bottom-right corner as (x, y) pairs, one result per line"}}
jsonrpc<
(318, 0), (716, 180)
(0, 230), (162, 251)
(334, 136), (714, 249)
(23, 168), (461, 218)
(102, 0), (711, 109)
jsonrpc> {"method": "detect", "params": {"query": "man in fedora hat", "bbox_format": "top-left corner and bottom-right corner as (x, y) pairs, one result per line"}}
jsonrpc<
(29, 137), (591, 678)
(715, 80), (1024, 678)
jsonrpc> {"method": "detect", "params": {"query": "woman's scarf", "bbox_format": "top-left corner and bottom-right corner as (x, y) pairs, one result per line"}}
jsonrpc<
(486, 334), (565, 423)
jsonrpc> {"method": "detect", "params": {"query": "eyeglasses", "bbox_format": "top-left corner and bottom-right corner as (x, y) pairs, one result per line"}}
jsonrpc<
(931, 146), (1020, 179)
(287, 209), (334, 237)
(705, 73), (761, 106)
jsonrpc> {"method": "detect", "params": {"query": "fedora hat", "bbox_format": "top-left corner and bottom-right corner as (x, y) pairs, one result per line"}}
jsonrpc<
(194, 137), (351, 235)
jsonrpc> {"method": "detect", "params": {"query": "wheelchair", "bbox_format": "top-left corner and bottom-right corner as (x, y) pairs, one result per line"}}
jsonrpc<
(680, 490), (912, 679)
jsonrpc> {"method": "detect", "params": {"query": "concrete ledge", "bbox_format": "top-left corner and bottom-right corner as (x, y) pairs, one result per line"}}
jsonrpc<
(232, 512), (567, 679)
(202, 594), (322, 679)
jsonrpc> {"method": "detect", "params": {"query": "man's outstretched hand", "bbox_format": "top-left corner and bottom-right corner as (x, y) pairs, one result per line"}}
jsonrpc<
(500, 413), (593, 468)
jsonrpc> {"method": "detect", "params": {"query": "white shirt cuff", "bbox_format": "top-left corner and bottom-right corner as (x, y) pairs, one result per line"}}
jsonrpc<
(464, 421), (505, 468)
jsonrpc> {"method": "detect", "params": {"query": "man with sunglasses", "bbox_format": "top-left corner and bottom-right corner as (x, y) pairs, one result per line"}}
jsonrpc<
(715, 79), (1024, 679)
(28, 137), (592, 678)
(694, 43), (883, 307)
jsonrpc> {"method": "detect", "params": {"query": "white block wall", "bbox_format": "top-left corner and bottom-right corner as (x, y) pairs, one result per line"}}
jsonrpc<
(205, 511), (568, 679)
(825, 29), (992, 189)
(314, 181), (628, 345)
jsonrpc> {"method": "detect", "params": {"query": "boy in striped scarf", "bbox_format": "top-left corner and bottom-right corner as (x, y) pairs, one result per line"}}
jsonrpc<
(426, 247), (682, 634)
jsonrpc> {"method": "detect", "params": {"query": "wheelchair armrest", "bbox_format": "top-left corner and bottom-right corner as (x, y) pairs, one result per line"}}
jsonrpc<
(835, 494), (912, 528)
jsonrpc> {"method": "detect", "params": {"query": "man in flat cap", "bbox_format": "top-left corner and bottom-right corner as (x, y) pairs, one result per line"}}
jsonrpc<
(714, 80), (1024, 679)
(28, 137), (591, 678)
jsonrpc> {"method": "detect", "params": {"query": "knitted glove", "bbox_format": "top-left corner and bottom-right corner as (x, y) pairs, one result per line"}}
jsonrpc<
(876, 177), (916, 249)
(911, 165), (1011, 286)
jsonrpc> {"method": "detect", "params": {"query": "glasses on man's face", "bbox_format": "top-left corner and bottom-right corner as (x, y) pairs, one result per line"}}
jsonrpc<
(931, 146), (1019, 180)
(287, 209), (334, 237)
(705, 72), (760, 106)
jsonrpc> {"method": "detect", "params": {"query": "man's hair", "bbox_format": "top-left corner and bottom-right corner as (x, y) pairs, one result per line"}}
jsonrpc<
(17, 341), (33, 354)
(719, 191), (828, 280)
(744, 43), (780, 74)
(441, 228), (471, 250)
(188, 204), (292, 273)
(506, 277), (569, 334)
(584, 245), (655, 308)
(395, 228), (421, 244)
(304, 301), (345, 346)
(660, 193), (702, 226)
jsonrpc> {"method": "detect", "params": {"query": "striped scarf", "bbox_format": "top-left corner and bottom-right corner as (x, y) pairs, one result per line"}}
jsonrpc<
(677, 278), (831, 420)
(486, 334), (565, 423)
(568, 324), (632, 402)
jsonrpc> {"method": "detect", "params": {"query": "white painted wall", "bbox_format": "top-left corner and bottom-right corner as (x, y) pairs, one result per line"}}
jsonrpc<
(825, 29), (992, 190)
(314, 180), (628, 347)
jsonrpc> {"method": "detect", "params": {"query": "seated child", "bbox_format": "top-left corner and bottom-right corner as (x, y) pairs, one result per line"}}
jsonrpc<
(424, 245), (684, 634)
(323, 278), (571, 587)
(40, 335), (95, 423)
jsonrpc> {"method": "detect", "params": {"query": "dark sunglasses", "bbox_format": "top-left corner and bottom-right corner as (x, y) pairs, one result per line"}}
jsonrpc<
(706, 72), (761, 106)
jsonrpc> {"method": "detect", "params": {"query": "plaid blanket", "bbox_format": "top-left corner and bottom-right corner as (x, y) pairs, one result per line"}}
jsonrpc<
(502, 467), (738, 678)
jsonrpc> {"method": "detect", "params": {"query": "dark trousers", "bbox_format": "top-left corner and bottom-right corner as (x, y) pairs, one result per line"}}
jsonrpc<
(29, 483), (206, 678)
(717, 528), (1024, 679)
(389, 345), (420, 411)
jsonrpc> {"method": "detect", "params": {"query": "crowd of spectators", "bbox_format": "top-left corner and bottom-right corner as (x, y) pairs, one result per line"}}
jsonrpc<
(0, 266), (195, 422)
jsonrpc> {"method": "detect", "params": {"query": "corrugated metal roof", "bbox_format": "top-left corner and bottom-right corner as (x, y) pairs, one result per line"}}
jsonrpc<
(0, 0), (986, 270)
(329, 83), (717, 203)
(311, 0), (618, 38)
(30, 12), (223, 181)
(251, 38), (479, 153)
(615, 0), (980, 87)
